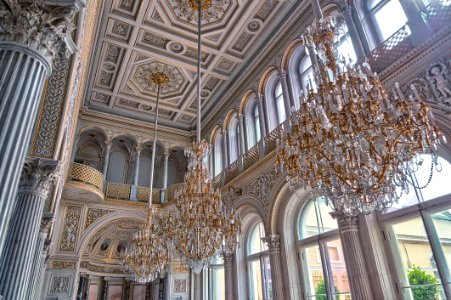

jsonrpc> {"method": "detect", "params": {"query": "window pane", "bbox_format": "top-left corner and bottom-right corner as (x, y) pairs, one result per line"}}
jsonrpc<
(249, 260), (263, 300)
(211, 267), (225, 300)
(262, 255), (273, 299)
(416, 155), (451, 201)
(392, 217), (445, 298)
(248, 222), (266, 255)
(301, 245), (325, 299)
(374, 0), (408, 40)
(326, 239), (351, 299)
(254, 106), (261, 142)
(431, 210), (451, 277)
(300, 197), (338, 239)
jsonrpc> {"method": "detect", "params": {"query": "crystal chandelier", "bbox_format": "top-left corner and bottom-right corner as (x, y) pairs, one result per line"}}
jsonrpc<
(275, 17), (446, 217)
(173, 0), (241, 273)
(121, 72), (170, 283)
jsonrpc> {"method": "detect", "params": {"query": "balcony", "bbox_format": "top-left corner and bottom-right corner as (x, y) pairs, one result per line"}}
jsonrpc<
(65, 162), (183, 204)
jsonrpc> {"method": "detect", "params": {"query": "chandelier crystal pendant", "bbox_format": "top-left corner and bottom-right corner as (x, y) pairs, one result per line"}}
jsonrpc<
(275, 17), (446, 217)
(121, 72), (170, 283)
(173, 0), (241, 273)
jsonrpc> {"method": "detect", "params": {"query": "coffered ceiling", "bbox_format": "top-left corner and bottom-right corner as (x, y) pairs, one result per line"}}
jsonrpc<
(84, 0), (295, 130)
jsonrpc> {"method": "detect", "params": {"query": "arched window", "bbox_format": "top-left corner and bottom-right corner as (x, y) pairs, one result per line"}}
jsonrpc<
(274, 81), (286, 125)
(253, 105), (261, 143)
(368, 0), (409, 42)
(298, 197), (351, 299)
(207, 253), (225, 300)
(229, 117), (239, 164)
(379, 154), (451, 299)
(247, 221), (272, 300)
(327, 10), (357, 63)
(214, 132), (223, 176)
(107, 150), (128, 183)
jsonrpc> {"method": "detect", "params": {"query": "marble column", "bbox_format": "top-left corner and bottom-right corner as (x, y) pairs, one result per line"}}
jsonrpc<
(340, 4), (367, 62)
(278, 71), (293, 120)
(101, 277), (109, 300)
(133, 145), (142, 186)
(31, 242), (50, 300)
(336, 215), (373, 300)
(76, 275), (89, 300)
(123, 279), (131, 300)
(223, 252), (234, 300)
(222, 129), (229, 169)
(26, 217), (53, 299)
(257, 95), (268, 136)
(102, 142), (112, 178)
(263, 234), (284, 300)
(0, 2), (76, 257)
(0, 158), (59, 299)
(71, 134), (81, 161)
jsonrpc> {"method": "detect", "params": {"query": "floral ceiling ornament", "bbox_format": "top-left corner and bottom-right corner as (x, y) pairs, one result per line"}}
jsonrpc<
(170, 0), (230, 23)
(276, 16), (446, 217)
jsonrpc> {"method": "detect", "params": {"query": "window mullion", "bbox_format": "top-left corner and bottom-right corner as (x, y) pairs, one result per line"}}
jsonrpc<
(318, 240), (333, 300)
(420, 210), (451, 298)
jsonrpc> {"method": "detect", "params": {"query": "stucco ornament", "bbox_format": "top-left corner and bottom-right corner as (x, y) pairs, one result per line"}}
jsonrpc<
(0, 0), (77, 61)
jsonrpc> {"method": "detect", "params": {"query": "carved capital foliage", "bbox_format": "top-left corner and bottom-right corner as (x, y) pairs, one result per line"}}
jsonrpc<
(335, 214), (359, 233)
(263, 234), (281, 251)
(19, 158), (59, 196)
(0, 0), (77, 62)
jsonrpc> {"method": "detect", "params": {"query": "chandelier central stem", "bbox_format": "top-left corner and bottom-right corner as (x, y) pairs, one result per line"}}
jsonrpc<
(148, 83), (161, 210)
(196, 0), (202, 143)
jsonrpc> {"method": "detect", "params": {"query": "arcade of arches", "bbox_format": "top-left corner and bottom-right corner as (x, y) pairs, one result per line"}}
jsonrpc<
(0, 0), (451, 299)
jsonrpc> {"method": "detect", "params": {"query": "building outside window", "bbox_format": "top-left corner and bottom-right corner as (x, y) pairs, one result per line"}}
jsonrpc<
(380, 154), (451, 299)
(298, 197), (352, 299)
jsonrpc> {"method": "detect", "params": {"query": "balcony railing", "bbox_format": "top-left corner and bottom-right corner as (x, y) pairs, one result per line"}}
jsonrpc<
(137, 187), (161, 204)
(68, 163), (104, 190)
(105, 183), (131, 200)
(367, 25), (414, 73)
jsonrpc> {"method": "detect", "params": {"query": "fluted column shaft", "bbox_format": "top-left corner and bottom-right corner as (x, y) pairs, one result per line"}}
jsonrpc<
(222, 130), (229, 168)
(0, 158), (58, 299)
(133, 146), (142, 185)
(264, 234), (284, 300)
(337, 216), (373, 300)
(102, 143), (112, 177)
(341, 5), (367, 62)
(0, 46), (50, 257)
(0, 1), (76, 258)
(223, 253), (234, 300)
(31, 247), (48, 300)
(26, 229), (47, 300)
(257, 95), (268, 136)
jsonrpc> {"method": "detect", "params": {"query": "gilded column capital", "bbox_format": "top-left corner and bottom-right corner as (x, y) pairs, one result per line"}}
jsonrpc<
(19, 157), (59, 197)
(0, 1), (80, 66)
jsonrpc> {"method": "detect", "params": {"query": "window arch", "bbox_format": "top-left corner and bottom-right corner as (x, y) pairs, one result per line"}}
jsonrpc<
(297, 197), (351, 299)
(107, 149), (128, 183)
(264, 72), (282, 132)
(379, 154), (451, 299)
(246, 221), (272, 300)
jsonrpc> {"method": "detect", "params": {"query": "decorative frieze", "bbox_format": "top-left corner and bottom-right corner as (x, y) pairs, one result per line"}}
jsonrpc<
(59, 205), (82, 252)
(174, 279), (187, 293)
(51, 261), (77, 269)
(50, 276), (71, 294)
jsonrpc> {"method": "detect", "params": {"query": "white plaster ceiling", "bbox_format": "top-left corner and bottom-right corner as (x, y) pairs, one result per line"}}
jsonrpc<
(85, 0), (294, 130)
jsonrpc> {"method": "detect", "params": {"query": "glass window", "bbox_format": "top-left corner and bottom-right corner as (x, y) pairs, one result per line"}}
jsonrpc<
(229, 119), (239, 163)
(385, 154), (451, 213)
(208, 254), (225, 300)
(370, 0), (409, 41)
(214, 133), (223, 176)
(274, 82), (286, 124)
(247, 221), (272, 300)
(253, 105), (261, 146)
(298, 198), (351, 299)
(299, 55), (315, 95)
